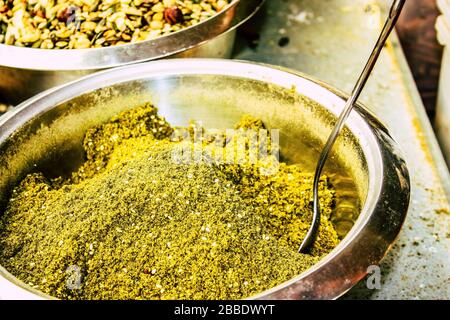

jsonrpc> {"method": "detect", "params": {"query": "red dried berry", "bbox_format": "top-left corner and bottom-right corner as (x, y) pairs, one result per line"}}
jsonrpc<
(164, 7), (183, 25)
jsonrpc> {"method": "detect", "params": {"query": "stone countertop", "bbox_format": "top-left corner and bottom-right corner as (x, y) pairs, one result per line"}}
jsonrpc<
(233, 0), (450, 299)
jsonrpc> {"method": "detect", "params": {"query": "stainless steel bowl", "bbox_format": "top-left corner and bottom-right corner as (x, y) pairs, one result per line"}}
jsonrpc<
(0, 59), (410, 299)
(0, 0), (264, 105)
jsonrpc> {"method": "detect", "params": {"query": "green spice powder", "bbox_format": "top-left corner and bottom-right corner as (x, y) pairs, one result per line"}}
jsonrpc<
(0, 103), (339, 300)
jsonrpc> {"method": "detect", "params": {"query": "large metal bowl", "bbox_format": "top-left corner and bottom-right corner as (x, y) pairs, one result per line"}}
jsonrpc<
(0, 0), (264, 104)
(0, 59), (410, 299)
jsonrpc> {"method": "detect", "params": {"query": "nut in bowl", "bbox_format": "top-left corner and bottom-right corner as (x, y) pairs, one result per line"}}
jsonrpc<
(0, 0), (232, 49)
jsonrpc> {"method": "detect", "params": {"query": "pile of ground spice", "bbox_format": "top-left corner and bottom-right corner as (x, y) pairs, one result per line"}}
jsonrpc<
(0, 103), (339, 300)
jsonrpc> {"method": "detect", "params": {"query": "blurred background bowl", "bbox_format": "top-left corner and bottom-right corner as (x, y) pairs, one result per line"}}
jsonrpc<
(0, 0), (264, 105)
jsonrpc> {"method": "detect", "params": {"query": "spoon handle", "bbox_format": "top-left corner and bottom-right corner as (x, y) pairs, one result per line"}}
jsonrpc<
(299, 0), (406, 253)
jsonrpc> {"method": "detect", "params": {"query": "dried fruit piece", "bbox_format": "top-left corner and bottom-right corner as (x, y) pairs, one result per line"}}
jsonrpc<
(57, 6), (78, 23)
(164, 7), (184, 25)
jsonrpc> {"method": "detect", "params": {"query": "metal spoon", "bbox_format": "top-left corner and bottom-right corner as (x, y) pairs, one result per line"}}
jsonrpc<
(298, 0), (406, 253)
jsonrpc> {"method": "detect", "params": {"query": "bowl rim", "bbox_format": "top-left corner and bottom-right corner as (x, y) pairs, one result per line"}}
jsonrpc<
(0, 59), (411, 300)
(0, 0), (265, 71)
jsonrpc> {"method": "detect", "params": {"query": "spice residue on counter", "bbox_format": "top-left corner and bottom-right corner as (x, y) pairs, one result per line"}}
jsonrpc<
(0, 103), (339, 299)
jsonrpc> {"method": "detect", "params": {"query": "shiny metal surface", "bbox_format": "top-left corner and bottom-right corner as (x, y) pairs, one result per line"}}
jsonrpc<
(0, 0), (264, 104)
(300, 0), (405, 253)
(0, 59), (410, 300)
